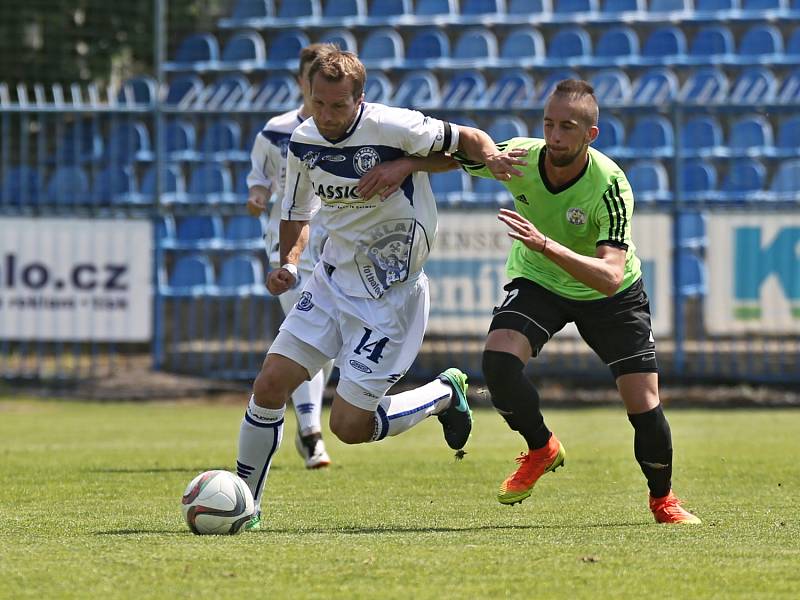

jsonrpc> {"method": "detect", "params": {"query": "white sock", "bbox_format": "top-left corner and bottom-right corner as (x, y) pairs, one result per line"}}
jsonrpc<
(292, 370), (325, 436)
(372, 378), (452, 441)
(236, 395), (285, 513)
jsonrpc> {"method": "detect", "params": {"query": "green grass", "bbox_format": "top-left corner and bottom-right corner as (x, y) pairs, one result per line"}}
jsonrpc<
(1, 399), (798, 599)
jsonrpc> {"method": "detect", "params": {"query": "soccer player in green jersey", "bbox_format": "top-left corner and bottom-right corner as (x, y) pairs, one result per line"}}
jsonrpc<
(455, 79), (701, 524)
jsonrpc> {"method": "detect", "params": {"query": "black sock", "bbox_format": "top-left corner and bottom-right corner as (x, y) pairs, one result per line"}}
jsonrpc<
(483, 350), (551, 449)
(628, 405), (673, 498)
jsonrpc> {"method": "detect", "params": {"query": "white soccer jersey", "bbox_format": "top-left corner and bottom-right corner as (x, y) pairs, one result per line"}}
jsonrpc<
(247, 108), (322, 272)
(282, 102), (459, 299)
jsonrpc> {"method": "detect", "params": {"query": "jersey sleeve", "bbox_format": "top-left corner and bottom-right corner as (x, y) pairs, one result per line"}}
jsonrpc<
(246, 130), (273, 190)
(452, 139), (518, 179)
(281, 145), (318, 221)
(595, 177), (633, 250)
(378, 108), (460, 157)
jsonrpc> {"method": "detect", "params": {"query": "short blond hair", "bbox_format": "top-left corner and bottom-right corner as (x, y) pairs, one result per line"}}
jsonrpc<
(298, 43), (337, 77)
(307, 50), (366, 100)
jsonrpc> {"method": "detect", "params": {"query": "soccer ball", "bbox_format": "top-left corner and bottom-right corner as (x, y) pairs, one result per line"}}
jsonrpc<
(181, 470), (255, 535)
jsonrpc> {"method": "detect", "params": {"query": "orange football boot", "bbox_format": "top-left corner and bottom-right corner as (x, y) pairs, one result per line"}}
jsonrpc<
(498, 434), (565, 505)
(649, 491), (702, 524)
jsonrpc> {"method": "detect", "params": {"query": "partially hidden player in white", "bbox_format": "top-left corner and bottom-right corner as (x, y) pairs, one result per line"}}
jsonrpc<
(243, 44), (336, 470)
(236, 50), (522, 529)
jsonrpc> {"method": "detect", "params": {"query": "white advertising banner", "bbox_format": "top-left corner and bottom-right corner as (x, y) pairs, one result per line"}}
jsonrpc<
(426, 211), (672, 337)
(706, 213), (800, 334)
(0, 218), (152, 341)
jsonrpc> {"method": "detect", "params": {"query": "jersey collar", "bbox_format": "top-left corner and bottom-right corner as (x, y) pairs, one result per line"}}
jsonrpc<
(538, 146), (590, 194)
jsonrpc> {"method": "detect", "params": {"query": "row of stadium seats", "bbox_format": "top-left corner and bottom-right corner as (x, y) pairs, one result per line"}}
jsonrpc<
(3, 157), (799, 207)
(160, 253), (267, 296)
(217, 0), (800, 30)
(164, 25), (800, 72)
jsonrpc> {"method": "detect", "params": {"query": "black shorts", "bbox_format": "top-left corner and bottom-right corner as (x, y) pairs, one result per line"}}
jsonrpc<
(489, 277), (657, 378)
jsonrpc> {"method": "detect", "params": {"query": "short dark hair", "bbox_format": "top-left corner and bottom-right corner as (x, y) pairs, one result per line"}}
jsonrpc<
(549, 79), (599, 128)
(298, 43), (337, 78)
(307, 50), (366, 100)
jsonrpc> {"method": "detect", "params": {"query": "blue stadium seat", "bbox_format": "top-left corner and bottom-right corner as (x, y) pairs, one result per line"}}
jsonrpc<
(431, 170), (470, 204)
(1, 166), (41, 207)
(200, 120), (246, 161)
(676, 251), (707, 297)
(631, 68), (679, 104)
(776, 116), (800, 157)
(406, 29), (450, 68)
(165, 120), (199, 161)
(319, 28), (358, 53)
(628, 116), (674, 157)
(277, 0), (321, 19)
(738, 25), (783, 61)
(416, 0), (457, 15)
(785, 28), (800, 58)
(441, 71), (487, 108)
(648, 0), (690, 11)
(46, 166), (90, 205)
(676, 212), (708, 249)
(729, 68), (777, 104)
(462, 0), (506, 16)
(360, 28), (404, 67)
(694, 0), (738, 13)
(594, 27), (639, 66)
(188, 164), (236, 204)
(508, 0), (552, 14)
(267, 31), (311, 68)
(680, 67), (729, 104)
(322, 0), (366, 20)
(627, 160), (671, 202)
(590, 69), (632, 105)
(471, 176), (510, 204)
(601, 0), (644, 13)
(57, 120), (103, 164)
(155, 215), (176, 243)
(729, 115), (775, 157)
(547, 28), (592, 65)
(218, 254), (265, 295)
(92, 166), (136, 205)
(452, 29), (498, 67)
(163, 255), (215, 296)
(234, 163), (250, 195)
(367, 0), (411, 20)
(719, 158), (767, 201)
(173, 215), (224, 249)
(251, 75), (300, 110)
(364, 72), (394, 103)
(195, 75), (250, 110)
(484, 70), (536, 107)
(224, 215), (263, 248)
(392, 72), (441, 108)
(688, 26), (734, 65)
(140, 164), (184, 205)
(499, 27), (546, 67)
(740, 0), (786, 12)
(680, 160), (719, 202)
(105, 121), (154, 163)
(681, 116), (724, 157)
(641, 27), (687, 66)
(777, 68), (800, 103)
(167, 33), (220, 71)
(165, 75), (203, 107)
(553, 0), (598, 14)
(488, 116), (528, 141)
(769, 159), (800, 200)
(226, 0), (274, 23)
(536, 69), (580, 104)
(220, 32), (265, 71)
(117, 76), (157, 106)
(593, 115), (626, 155)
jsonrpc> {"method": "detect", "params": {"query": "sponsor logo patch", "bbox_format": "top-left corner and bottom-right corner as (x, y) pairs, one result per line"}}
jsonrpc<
(321, 153), (346, 162)
(349, 359), (373, 374)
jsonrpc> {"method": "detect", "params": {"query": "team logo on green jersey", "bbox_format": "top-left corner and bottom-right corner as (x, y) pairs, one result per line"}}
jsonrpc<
(566, 207), (587, 225)
(515, 194), (529, 205)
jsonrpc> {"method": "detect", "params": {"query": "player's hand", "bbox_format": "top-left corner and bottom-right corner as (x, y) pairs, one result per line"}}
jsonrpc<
(246, 194), (267, 216)
(498, 208), (547, 252)
(266, 267), (297, 295)
(357, 158), (412, 200)
(484, 148), (528, 182)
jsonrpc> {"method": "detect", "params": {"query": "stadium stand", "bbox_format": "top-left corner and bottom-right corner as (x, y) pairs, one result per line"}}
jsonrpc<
(484, 70), (536, 107)
(681, 115), (725, 157)
(217, 254), (265, 295)
(498, 27), (546, 68)
(627, 160), (672, 202)
(161, 254), (215, 296)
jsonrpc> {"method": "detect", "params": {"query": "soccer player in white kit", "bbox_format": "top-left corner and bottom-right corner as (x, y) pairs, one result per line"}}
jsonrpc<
(244, 44), (335, 470)
(236, 50), (522, 528)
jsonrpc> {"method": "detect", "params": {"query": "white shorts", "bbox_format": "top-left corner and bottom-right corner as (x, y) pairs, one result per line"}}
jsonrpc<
(268, 263), (429, 411)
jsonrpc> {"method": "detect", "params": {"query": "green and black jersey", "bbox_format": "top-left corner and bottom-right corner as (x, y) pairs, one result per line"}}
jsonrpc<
(456, 137), (642, 301)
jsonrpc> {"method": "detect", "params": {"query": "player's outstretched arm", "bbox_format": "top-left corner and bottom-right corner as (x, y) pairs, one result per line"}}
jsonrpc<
(357, 154), (458, 200)
(457, 126), (528, 181)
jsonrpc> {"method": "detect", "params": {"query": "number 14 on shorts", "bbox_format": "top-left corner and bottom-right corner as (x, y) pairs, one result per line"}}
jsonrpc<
(354, 327), (390, 364)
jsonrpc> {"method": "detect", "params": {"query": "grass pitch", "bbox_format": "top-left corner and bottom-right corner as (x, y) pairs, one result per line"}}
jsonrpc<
(0, 398), (798, 599)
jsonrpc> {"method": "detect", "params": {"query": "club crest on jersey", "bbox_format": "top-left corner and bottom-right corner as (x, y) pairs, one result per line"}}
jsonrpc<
(296, 291), (314, 312)
(353, 146), (381, 176)
(566, 207), (587, 225)
(302, 151), (321, 170)
(355, 219), (413, 297)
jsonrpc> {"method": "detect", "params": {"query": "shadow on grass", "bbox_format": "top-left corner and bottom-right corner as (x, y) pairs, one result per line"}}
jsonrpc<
(96, 529), (188, 536)
(255, 522), (648, 535)
(86, 466), (282, 474)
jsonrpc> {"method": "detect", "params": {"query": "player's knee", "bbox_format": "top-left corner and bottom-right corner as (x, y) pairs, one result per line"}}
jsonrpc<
(329, 414), (370, 444)
(483, 350), (525, 396)
(252, 364), (293, 409)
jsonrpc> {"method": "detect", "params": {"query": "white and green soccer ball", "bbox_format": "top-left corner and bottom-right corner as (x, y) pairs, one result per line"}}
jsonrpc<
(181, 470), (255, 535)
